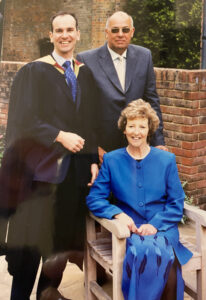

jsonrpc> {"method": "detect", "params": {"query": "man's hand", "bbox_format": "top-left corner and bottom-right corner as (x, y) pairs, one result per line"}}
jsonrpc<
(56, 131), (85, 153)
(88, 163), (99, 186)
(114, 212), (138, 233)
(136, 224), (157, 236)
(155, 145), (168, 151)
(98, 146), (106, 165)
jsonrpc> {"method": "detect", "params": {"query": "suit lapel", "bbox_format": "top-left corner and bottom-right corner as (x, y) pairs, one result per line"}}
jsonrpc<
(98, 44), (124, 94)
(125, 45), (138, 93)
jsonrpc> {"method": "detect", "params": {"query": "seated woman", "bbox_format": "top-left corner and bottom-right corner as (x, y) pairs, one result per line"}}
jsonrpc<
(86, 99), (192, 300)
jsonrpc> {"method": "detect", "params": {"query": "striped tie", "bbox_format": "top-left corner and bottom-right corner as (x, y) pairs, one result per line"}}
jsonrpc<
(63, 61), (77, 102)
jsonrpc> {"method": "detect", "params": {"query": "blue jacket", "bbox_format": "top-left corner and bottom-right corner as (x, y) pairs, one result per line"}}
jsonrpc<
(87, 147), (192, 265)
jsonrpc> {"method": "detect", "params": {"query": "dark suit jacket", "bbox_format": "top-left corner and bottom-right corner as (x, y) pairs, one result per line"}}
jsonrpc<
(4, 55), (97, 189)
(77, 43), (165, 152)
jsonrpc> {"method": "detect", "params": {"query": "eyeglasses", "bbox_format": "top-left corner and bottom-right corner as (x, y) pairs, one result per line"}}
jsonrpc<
(110, 27), (131, 34)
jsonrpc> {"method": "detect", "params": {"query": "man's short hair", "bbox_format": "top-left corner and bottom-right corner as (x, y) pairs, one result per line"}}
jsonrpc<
(50, 11), (78, 31)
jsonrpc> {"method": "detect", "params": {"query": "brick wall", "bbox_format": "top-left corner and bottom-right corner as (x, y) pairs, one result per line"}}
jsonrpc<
(0, 62), (206, 206)
(2, 0), (127, 62)
(2, 0), (93, 61)
(91, 0), (127, 48)
(0, 61), (24, 125)
(155, 68), (206, 208)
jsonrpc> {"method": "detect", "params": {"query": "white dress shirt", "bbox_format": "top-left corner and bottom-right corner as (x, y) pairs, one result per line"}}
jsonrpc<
(107, 45), (127, 91)
(52, 51), (74, 70)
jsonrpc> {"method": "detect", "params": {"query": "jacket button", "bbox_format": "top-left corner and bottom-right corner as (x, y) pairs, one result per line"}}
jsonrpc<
(138, 201), (144, 207)
(138, 182), (142, 188)
(136, 164), (141, 169)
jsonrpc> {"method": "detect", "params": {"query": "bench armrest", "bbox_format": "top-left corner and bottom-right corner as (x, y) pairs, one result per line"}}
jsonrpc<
(184, 203), (206, 227)
(89, 212), (130, 239)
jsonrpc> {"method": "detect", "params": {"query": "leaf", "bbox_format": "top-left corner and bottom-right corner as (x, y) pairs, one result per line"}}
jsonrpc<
(139, 235), (144, 242)
(139, 254), (147, 275)
(154, 245), (162, 275)
(154, 235), (158, 241)
(164, 236), (169, 247)
(138, 248), (149, 285)
(126, 262), (132, 279)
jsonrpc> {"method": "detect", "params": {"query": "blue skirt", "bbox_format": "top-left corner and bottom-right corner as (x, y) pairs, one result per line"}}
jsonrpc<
(122, 233), (184, 300)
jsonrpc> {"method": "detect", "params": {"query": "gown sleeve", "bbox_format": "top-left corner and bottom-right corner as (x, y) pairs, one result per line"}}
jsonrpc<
(149, 154), (185, 231)
(86, 154), (123, 219)
(6, 63), (59, 149)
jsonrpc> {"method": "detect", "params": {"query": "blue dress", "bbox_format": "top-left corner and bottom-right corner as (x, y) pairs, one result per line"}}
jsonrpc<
(86, 147), (193, 300)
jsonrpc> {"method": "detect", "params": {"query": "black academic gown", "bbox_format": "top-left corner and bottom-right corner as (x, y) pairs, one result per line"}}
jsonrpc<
(5, 56), (97, 185)
(0, 55), (98, 269)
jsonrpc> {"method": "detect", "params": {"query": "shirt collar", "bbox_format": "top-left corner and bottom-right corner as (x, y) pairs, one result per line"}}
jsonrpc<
(52, 51), (74, 70)
(107, 45), (127, 61)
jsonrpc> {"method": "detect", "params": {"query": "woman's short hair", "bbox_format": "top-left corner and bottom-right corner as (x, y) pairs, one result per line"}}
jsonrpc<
(118, 99), (160, 138)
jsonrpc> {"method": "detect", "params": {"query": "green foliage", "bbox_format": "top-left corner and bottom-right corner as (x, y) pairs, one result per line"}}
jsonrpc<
(126, 0), (202, 69)
(182, 181), (193, 205)
(0, 145), (3, 166)
(181, 181), (193, 224)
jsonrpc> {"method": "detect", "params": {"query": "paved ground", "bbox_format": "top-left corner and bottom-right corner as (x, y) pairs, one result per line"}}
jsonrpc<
(0, 221), (195, 299)
(0, 258), (193, 299)
(0, 257), (85, 300)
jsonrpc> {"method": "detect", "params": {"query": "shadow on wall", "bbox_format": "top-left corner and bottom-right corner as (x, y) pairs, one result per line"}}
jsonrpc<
(38, 38), (54, 57)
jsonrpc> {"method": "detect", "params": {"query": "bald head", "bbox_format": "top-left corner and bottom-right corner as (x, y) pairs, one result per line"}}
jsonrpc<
(105, 11), (135, 55)
(106, 11), (134, 29)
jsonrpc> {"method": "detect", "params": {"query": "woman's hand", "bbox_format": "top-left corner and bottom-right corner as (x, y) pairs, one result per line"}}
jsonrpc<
(114, 213), (138, 233)
(136, 224), (157, 236)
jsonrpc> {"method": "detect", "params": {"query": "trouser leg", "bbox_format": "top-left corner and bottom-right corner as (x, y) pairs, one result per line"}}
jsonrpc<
(10, 248), (41, 300)
(36, 268), (54, 300)
(0, 217), (8, 255)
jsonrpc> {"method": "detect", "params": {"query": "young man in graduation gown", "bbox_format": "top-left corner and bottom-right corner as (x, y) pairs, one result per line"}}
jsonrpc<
(1, 11), (98, 300)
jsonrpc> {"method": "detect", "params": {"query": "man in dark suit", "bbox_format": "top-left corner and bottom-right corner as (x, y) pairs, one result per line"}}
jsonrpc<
(77, 11), (167, 162)
(2, 11), (98, 300)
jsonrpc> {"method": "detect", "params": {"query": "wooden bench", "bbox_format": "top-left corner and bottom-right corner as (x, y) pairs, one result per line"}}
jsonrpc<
(84, 203), (206, 300)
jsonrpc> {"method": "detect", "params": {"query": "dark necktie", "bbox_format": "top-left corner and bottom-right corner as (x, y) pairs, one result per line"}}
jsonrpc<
(63, 61), (77, 102)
